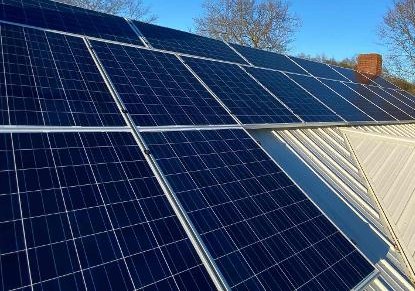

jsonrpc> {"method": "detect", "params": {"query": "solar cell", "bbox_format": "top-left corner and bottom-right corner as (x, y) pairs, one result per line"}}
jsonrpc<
(245, 67), (342, 122)
(183, 57), (301, 124)
(288, 74), (373, 122)
(143, 129), (374, 290)
(229, 43), (307, 74)
(133, 21), (247, 64)
(289, 57), (350, 82)
(367, 86), (415, 119)
(320, 79), (396, 121)
(0, 23), (125, 126)
(92, 40), (236, 127)
(0, 131), (216, 290)
(0, 0), (142, 45)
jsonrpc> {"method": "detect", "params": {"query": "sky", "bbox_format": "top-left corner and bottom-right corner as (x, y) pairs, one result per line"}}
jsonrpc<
(142, 0), (393, 61)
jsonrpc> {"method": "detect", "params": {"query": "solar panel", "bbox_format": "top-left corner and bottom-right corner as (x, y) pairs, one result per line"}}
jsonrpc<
(320, 79), (396, 121)
(0, 0), (142, 45)
(367, 86), (415, 119)
(229, 43), (307, 74)
(183, 57), (301, 124)
(0, 23), (125, 126)
(245, 67), (342, 122)
(370, 76), (400, 89)
(289, 57), (350, 82)
(0, 131), (216, 290)
(133, 21), (247, 64)
(91, 40), (236, 127)
(142, 129), (374, 290)
(389, 89), (415, 107)
(348, 83), (411, 121)
(288, 74), (373, 122)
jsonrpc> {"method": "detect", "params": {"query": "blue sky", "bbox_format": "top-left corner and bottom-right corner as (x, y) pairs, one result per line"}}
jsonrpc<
(143, 0), (393, 60)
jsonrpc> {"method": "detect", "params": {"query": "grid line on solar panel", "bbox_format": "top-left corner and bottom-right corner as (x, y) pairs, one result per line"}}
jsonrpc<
(390, 89), (415, 108)
(132, 21), (247, 64)
(0, 23), (125, 126)
(245, 67), (342, 122)
(91, 40), (237, 127)
(287, 74), (374, 122)
(366, 86), (415, 119)
(230, 43), (308, 75)
(182, 57), (301, 125)
(142, 129), (374, 290)
(320, 79), (396, 122)
(344, 83), (411, 121)
(0, 0), (142, 45)
(0, 131), (216, 290)
(289, 56), (350, 82)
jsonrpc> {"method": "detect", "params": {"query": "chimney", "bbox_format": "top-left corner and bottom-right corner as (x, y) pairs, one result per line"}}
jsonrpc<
(356, 53), (382, 77)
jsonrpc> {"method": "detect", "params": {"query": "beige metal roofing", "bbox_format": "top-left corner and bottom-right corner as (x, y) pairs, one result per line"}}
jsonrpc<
(272, 124), (415, 290)
(344, 128), (415, 285)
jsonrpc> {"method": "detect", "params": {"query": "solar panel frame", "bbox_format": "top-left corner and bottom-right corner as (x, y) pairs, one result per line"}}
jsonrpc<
(132, 21), (248, 64)
(0, 0), (143, 45)
(0, 23), (126, 127)
(142, 128), (375, 290)
(0, 131), (217, 291)
(182, 56), (301, 125)
(91, 40), (237, 127)
(245, 67), (343, 122)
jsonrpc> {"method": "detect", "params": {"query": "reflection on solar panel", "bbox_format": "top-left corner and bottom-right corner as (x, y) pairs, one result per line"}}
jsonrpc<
(348, 83), (411, 121)
(230, 43), (307, 74)
(320, 79), (395, 121)
(0, 0), (141, 44)
(183, 57), (301, 124)
(246, 67), (342, 122)
(370, 76), (399, 89)
(0, 131), (215, 290)
(92, 40), (236, 127)
(0, 23), (125, 126)
(289, 57), (350, 82)
(133, 21), (246, 64)
(288, 74), (373, 122)
(143, 129), (374, 290)
(367, 86), (415, 119)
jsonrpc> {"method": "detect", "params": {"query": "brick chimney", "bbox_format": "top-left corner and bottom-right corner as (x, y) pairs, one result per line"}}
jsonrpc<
(356, 54), (382, 77)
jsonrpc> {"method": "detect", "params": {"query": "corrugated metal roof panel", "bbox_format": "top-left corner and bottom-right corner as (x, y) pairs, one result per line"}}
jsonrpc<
(345, 129), (415, 282)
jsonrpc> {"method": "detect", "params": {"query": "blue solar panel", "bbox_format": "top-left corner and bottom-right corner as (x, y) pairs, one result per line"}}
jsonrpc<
(288, 74), (373, 122)
(328, 66), (375, 84)
(183, 57), (301, 124)
(133, 21), (247, 64)
(245, 67), (342, 122)
(0, 131), (216, 290)
(0, 23), (125, 126)
(320, 79), (396, 122)
(389, 89), (415, 107)
(92, 40), (236, 127)
(370, 76), (400, 89)
(367, 86), (415, 119)
(348, 83), (411, 121)
(229, 43), (307, 74)
(289, 57), (350, 82)
(0, 0), (142, 45)
(143, 129), (374, 290)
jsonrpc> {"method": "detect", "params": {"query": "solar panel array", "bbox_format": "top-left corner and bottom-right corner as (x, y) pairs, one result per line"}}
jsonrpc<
(5, 0), (412, 289)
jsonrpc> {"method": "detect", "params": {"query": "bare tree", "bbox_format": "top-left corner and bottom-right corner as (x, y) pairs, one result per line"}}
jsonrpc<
(194, 0), (300, 53)
(380, 0), (415, 81)
(58, 0), (157, 22)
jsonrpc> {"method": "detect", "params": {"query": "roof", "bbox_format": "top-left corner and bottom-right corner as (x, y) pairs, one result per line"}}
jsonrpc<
(1, 0), (415, 290)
